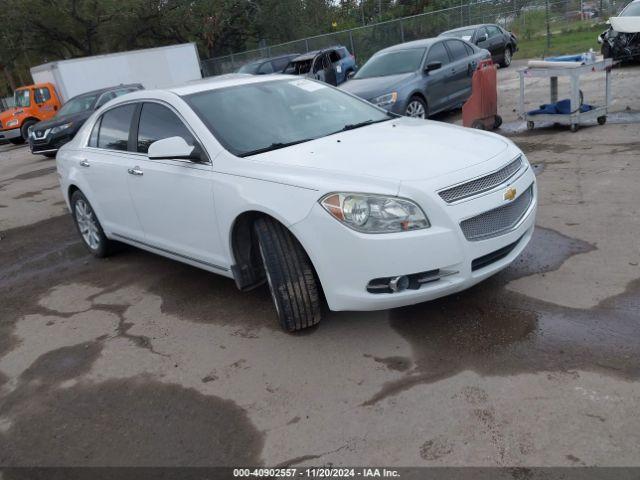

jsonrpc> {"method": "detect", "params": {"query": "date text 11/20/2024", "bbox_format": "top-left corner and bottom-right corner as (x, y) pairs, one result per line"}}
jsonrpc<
(233, 468), (401, 478)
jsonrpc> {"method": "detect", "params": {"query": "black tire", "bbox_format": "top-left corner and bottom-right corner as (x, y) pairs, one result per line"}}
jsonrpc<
(405, 95), (428, 119)
(597, 115), (607, 125)
(601, 43), (612, 60)
(9, 137), (25, 145)
(43, 151), (57, 158)
(20, 119), (37, 141)
(70, 190), (112, 258)
(527, 121), (535, 130)
(471, 120), (486, 130)
(493, 114), (503, 129)
(500, 46), (512, 68)
(254, 217), (322, 332)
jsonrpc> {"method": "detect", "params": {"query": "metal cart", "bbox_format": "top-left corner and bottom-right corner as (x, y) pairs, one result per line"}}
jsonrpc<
(518, 59), (613, 132)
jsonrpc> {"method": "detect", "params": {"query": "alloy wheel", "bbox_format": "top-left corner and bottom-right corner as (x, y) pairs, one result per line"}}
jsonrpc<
(75, 199), (101, 250)
(405, 100), (426, 118)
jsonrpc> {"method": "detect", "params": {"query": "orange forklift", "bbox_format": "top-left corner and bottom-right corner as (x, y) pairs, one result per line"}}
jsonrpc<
(0, 83), (62, 144)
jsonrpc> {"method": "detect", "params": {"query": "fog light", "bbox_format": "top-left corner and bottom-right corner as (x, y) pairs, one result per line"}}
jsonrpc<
(389, 275), (409, 292)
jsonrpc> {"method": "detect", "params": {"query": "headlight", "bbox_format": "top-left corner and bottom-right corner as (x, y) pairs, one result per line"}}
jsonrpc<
(6, 119), (19, 127)
(371, 92), (398, 108)
(320, 193), (430, 233)
(50, 122), (72, 135)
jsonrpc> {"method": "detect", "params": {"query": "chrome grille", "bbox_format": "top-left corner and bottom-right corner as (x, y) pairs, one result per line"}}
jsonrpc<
(439, 156), (523, 203)
(460, 185), (533, 241)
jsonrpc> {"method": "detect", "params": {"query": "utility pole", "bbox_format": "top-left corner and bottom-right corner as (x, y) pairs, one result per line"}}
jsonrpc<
(545, 0), (551, 50)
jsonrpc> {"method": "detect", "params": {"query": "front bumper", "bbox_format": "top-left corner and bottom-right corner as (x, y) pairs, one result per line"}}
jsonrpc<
(0, 127), (22, 140)
(292, 161), (537, 311)
(29, 129), (73, 154)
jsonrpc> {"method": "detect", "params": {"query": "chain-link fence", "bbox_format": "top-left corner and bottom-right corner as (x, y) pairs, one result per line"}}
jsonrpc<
(202, 0), (628, 76)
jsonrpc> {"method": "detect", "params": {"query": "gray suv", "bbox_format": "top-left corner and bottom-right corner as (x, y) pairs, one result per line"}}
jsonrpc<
(339, 38), (490, 118)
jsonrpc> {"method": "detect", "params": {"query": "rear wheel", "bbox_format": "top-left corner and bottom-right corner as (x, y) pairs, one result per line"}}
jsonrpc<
(405, 96), (427, 119)
(253, 217), (322, 332)
(71, 190), (112, 258)
(500, 46), (512, 68)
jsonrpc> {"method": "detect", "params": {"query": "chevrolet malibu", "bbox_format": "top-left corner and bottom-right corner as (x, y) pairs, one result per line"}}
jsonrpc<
(56, 75), (537, 332)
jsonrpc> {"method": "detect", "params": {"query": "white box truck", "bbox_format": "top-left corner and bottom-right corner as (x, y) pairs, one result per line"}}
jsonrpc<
(30, 43), (202, 103)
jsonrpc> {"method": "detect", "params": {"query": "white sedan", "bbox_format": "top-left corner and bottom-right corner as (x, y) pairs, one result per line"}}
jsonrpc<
(56, 74), (536, 332)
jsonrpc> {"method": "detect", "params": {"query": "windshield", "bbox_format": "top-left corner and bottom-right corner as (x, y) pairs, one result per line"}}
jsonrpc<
(185, 79), (390, 157)
(621, 2), (640, 15)
(57, 93), (99, 116)
(238, 62), (260, 74)
(14, 89), (30, 108)
(354, 48), (426, 79)
(442, 28), (477, 41)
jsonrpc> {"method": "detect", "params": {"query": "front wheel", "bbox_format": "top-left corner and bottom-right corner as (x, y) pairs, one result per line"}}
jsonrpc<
(71, 190), (113, 258)
(254, 217), (322, 332)
(405, 96), (428, 119)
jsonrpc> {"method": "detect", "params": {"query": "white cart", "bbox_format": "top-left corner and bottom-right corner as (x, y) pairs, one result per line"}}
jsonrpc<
(518, 59), (613, 132)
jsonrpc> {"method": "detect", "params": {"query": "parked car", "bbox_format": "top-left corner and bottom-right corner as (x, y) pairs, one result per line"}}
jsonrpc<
(284, 46), (357, 85)
(56, 75), (536, 332)
(28, 84), (143, 157)
(0, 83), (62, 144)
(236, 54), (300, 75)
(598, 0), (640, 62)
(440, 24), (518, 68)
(340, 38), (490, 118)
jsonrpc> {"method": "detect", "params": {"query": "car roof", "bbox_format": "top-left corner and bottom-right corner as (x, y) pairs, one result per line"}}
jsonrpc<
(441, 24), (494, 35)
(290, 46), (345, 62)
(374, 38), (441, 55)
(69, 84), (143, 100)
(244, 53), (299, 65)
(167, 73), (292, 97)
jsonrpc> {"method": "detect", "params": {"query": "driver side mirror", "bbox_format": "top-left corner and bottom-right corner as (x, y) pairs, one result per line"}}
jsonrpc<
(476, 33), (488, 44)
(425, 61), (442, 73)
(148, 136), (204, 162)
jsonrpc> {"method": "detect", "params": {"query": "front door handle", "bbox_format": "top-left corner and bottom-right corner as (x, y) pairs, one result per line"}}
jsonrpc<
(79, 159), (90, 167)
(127, 166), (143, 176)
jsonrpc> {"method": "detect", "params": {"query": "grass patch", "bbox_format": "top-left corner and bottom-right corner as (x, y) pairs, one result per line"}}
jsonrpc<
(515, 24), (606, 60)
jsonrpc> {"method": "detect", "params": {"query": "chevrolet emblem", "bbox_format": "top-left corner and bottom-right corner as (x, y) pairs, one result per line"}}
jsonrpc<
(503, 187), (517, 201)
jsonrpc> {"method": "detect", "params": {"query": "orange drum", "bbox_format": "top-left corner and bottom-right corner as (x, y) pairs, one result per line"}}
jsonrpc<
(462, 59), (502, 130)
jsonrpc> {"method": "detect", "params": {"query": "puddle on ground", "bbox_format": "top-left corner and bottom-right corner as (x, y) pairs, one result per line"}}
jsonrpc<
(0, 375), (264, 466)
(360, 227), (637, 406)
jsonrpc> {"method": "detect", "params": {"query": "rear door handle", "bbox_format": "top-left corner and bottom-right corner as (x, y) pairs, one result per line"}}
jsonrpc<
(127, 166), (143, 176)
(79, 159), (90, 167)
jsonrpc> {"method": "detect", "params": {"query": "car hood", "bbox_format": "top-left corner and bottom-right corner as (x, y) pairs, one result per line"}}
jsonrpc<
(33, 111), (92, 132)
(610, 16), (640, 33)
(339, 72), (416, 100)
(251, 117), (510, 183)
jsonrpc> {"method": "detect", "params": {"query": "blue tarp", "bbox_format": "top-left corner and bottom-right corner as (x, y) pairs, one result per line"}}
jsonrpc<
(528, 99), (593, 116)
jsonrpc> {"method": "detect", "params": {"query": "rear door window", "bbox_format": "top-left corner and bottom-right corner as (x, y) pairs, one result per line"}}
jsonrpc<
(426, 42), (451, 66)
(487, 26), (502, 38)
(34, 87), (51, 104)
(136, 102), (196, 154)
(97, 104), (136, 151)
(257, 61), (275, 74)
(271, 57), (291, 72)
(446, 40), (469, 61)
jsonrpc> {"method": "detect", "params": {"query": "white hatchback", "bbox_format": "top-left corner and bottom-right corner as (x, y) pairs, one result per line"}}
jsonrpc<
(56, 74), (536, 332)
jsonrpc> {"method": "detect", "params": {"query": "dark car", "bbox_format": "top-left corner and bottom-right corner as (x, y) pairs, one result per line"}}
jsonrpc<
(598, 0), (640, 62)
(339, 37), (490, 118)
(440, 24), (518, 67)
(284, 46), (357, 86)
(28, 84), (143, 157)
(236, 54), (300, 75)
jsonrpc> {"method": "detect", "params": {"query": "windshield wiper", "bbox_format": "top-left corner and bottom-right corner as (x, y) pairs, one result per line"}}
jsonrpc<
(239, 138), (315, 157)
(336, 117), (392, 133)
